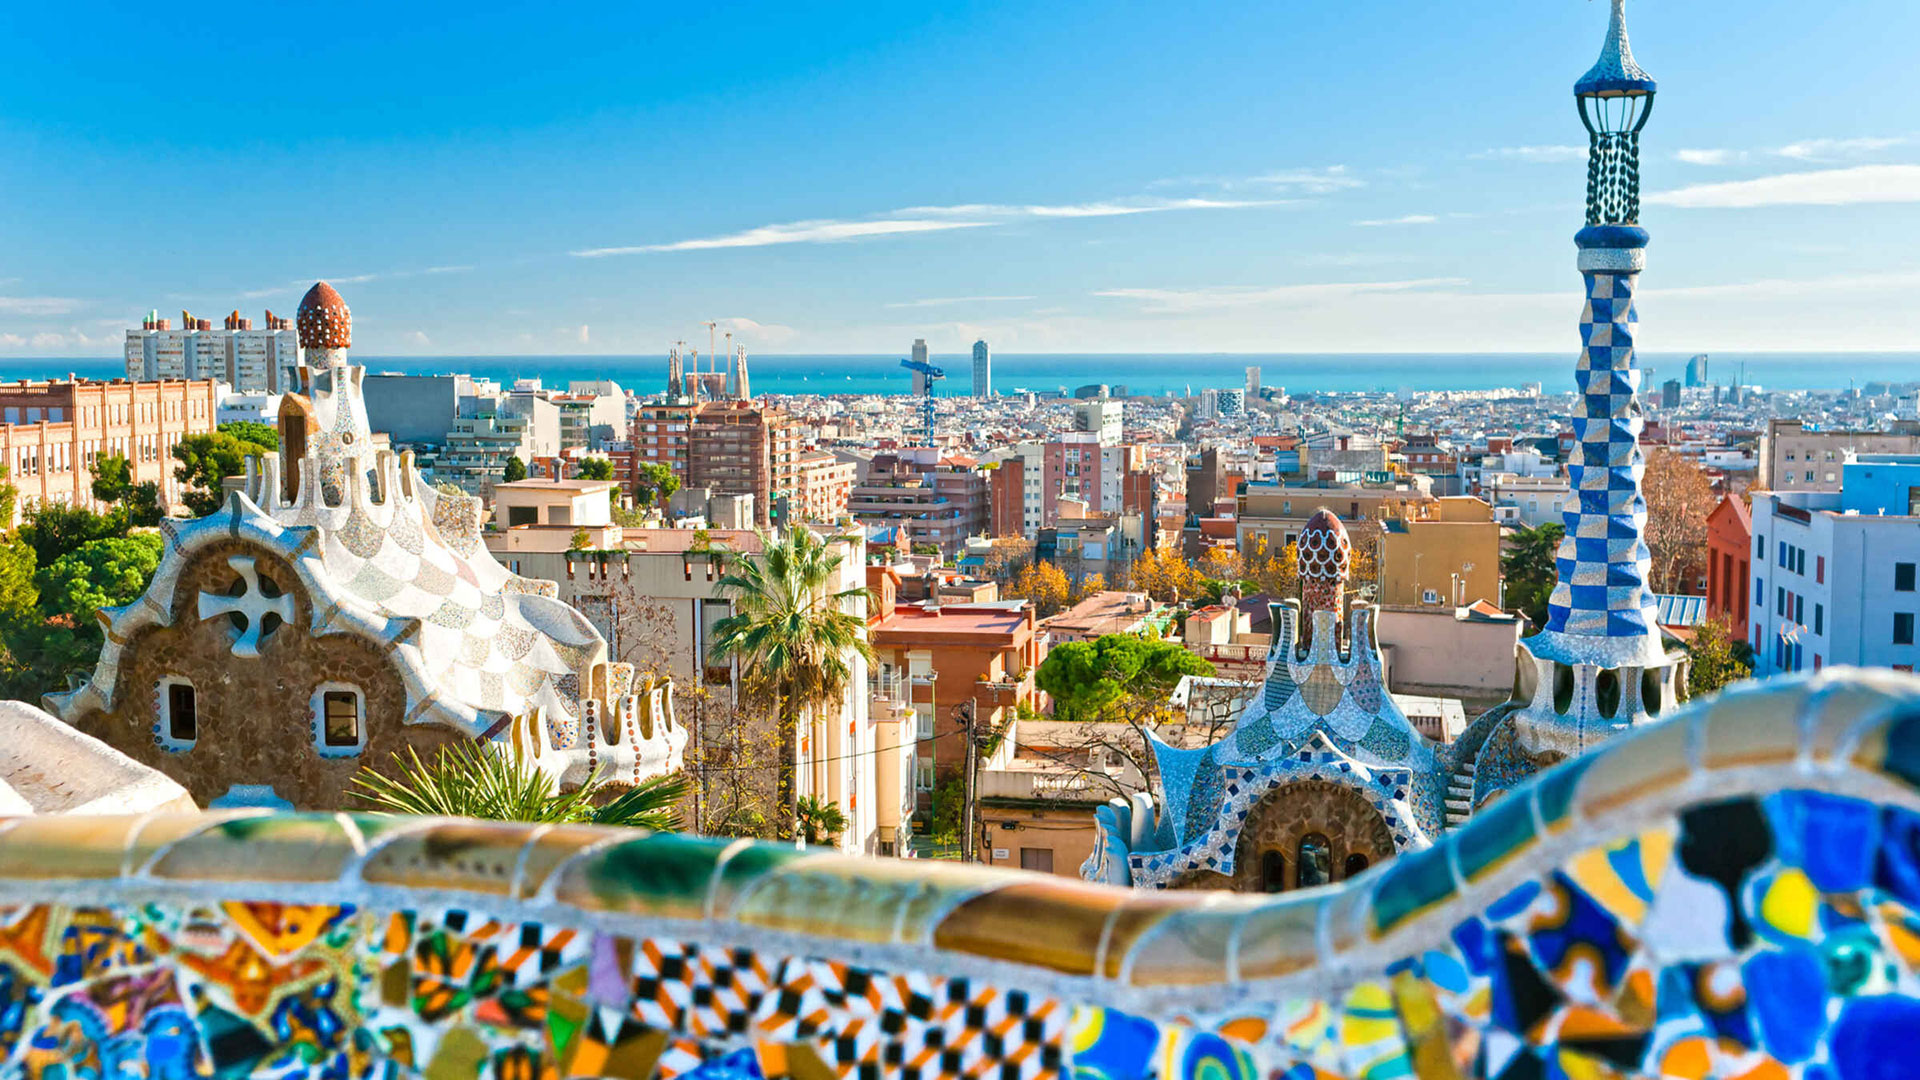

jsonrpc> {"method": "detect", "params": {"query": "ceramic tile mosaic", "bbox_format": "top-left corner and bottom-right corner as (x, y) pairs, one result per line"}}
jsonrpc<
(46, 282), (686, 793)
(7, 671), (1920, 1080)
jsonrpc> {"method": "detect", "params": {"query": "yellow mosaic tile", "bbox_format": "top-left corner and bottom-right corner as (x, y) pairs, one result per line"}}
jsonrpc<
(0, 815), (133, 879)
(931, 878), (1126, 976)
(148, 813), (359, 882)
(360, 819), (541, 896)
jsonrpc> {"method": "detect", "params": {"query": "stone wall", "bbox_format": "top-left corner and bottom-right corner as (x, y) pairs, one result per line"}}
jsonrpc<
(68, 538), (466, 809)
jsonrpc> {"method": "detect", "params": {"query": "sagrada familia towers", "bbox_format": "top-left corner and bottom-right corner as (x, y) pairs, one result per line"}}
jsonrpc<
(49, 283), (686, 809)
(1087, 0), (1686, 890)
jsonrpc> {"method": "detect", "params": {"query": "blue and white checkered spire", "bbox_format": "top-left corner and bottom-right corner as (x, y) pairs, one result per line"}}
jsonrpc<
(1522, 0), (1669, 673)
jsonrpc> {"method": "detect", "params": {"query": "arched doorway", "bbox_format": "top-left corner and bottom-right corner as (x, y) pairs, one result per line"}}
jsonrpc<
(1226, 779), (1397, 893)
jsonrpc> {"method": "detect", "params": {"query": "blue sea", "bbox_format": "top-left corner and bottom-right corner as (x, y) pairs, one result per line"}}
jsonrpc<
(3, 353), (1912, 396)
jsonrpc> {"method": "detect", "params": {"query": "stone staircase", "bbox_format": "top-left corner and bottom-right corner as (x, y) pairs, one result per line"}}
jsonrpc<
(1445, 758), (1477, 827)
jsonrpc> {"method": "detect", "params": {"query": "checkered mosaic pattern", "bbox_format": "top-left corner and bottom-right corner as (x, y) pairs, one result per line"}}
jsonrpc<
(1546, 267), (1660, 642)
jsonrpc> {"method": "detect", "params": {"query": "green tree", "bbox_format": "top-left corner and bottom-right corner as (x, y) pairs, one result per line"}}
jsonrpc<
(351, 742), (687, 829)
(19, 502), (123, 568)
(89, 454), (163, 528)
(1036, 634), (1214, 723)
(502, 455), (529, 483)
(709, 528), (874, 834)
(217, 420), (280, 451)
(568, 527), (592, 552)
(173, 429), (273, 517)
(1502, 523), (1564, 629)
(575, 457), (614, 481)
(795, 795), (849, 846)
(630, 462), (680, 508)
(38, 534), (164, 625)
(0, 539), (37, 621)
(1687, 616), (1754, 699)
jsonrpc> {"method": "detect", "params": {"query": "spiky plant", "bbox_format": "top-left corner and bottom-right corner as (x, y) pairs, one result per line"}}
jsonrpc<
(349, 741), (688, 830)
(708, 527), (874, 835)
(795, 795), (849, 847)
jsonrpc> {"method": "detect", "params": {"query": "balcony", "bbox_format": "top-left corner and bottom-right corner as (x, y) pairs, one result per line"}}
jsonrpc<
(869, 672), (906, 702)
(973, 676), (1026, 709)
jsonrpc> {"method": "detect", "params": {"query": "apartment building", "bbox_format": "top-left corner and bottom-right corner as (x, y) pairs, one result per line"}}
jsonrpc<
(1750, 454), (1920, 676)
(847, 449), (989, 556)
(688, 401), (798, 528)
(792, 449), (856, 525)
(1376, 497), (1502, 608)
(990, 434), (1147, 538)
(1705, 493), (1753, 642)
(1234, 479), (1432, 553)
(0, 378), (219, 521)
(125, 310), (300, 392)
(1759, 418), (1920, 493)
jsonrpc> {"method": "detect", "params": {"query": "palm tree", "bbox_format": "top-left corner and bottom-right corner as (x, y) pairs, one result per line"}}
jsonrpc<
(795, 796), (849, 847)
(708, 527), (873, 836)
(350, 742), (688, 830)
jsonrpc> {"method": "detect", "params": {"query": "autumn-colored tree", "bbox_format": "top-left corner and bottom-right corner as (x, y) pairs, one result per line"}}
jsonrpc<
(1644, 448), (1717, 594)
(1072, 572), (1108, 603)
(1244, 535), (1299, 597)
(1346, 519), (1383, 596)
(1007, 560), (1070, 616)
(1131, 546), (1204, 602)
(978, 537), (1035, 582)
(1197, 547), (1244, 582)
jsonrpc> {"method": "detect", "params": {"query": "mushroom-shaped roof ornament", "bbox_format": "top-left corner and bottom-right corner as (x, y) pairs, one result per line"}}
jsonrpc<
(296, 281), (352, 350)
(1576, 0), (1657, 101)
(1298, 509), (1352, 586)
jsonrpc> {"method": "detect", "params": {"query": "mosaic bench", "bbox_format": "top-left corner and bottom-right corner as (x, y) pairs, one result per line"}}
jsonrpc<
(1, 668), (1917, 1080)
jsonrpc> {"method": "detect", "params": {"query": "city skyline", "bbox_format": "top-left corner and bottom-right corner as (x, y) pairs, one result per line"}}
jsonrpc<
(4, 0), (1920, 357)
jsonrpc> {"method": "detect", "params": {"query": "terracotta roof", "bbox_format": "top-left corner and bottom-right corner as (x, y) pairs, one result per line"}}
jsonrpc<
(296, 281), (351, 350)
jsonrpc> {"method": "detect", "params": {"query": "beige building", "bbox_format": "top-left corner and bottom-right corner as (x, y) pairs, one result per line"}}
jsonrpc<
(1375, 496), (1501, 608)
(1375, 601), (1523, 711)
(1759, 418), (1920, 493)
(1234, 480), (1432, 554)
(792, 449), (856, 525)
(0, 378), (220, 522)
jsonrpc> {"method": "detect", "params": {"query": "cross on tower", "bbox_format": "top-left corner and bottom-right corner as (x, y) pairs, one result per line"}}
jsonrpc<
(196, 555), (295, 658)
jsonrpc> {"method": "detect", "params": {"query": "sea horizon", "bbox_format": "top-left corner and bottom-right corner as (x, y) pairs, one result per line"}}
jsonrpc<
(1, 351), (1911, 397)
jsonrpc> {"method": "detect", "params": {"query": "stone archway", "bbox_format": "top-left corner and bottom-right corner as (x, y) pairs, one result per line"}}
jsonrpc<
(1225, 779), (1397, 893)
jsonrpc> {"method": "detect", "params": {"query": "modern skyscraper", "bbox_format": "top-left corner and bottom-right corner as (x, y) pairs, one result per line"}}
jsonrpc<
(972, 340), (992, 398)
(1685, 353), (1709, 387)
(910, 339), (931, 395)
(1245, 366), (1261, 396)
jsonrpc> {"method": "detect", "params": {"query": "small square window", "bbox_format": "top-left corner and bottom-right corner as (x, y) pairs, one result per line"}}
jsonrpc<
(313, 685), (365, 756)
(1897, 613), (1916, 647)
(159, 679), (197, 751)
(1898, 564), (1917, 592)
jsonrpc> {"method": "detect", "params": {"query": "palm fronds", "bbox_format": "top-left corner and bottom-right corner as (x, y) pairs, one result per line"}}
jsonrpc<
(349, 741), (689, 829)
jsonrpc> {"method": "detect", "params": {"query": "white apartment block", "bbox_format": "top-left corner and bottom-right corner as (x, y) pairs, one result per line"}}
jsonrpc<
(125, 311), (300, 392)
(1750, 454), (1920, 677)
(1074, 400), (1123, 446)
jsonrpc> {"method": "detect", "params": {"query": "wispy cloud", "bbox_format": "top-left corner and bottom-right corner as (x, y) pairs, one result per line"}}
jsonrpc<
(1151, 166), (1363, 194)
(1472, 146), (1586, 164)
(1649, 164), (1920, 209)
(573, 196), (1285, 257)
(1094, 277), (1470, 314)
(1354, 214), (1438, 227)
(884, 295), (1036, 309)
(1776, 136), (1907, 162)
(0, 296), (83, 316)
(714, 316), (797, 345)
(1676, 148), (1744, 166)
(1649, 270), (1920, 299)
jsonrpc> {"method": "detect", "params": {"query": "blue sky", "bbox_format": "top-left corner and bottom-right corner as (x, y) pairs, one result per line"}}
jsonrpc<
(3, 0), (1918, 357)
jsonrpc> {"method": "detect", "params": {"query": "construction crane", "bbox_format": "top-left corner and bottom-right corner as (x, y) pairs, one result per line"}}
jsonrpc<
(899, 357), (945, 445)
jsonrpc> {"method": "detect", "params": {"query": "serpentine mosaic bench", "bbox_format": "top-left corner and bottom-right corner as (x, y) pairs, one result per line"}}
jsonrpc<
(2, 669), (1918, 1080)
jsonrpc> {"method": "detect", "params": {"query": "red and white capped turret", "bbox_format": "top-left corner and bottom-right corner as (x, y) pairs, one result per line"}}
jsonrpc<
(296, 281), (351, 350)
(1298, 508), (1352, 584)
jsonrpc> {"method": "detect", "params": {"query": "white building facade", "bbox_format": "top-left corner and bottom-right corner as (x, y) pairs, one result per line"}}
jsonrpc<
(125, 311), (300, 392)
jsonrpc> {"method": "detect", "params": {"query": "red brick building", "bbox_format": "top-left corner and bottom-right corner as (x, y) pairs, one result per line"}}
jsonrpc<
(0, 378), (220, 523)
(1705, 493), (1752, 641)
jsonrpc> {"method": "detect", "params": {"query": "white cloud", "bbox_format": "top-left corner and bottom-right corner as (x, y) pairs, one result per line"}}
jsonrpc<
(1472, 146), (1586, 163)
(1676, 148), (1743, 166)
(403, 330), (432, 347)
(714, 316), (798, 345)
(1648, 164), (1920, 209)
(1647, 270), (1920, 299)
(1094, 277), (1471, 314)
(1776, 136), (1906, 161)
(423, 265), (474, 275)
(1354, 214), (1437, 227)
(0, 334), (23, 348)
(0, 296), (82, 316)
(574, 218), (988, 256)
(884, 295), (1036, 309)
(1152, 166), (1363, 194)
(574, 196), (1284, 257)
(576, 325), (590, 345)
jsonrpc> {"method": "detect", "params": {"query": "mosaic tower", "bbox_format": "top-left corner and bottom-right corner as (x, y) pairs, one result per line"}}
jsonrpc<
(1512, 0), (1683, 757)
(1297, 509), (1351, 648)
